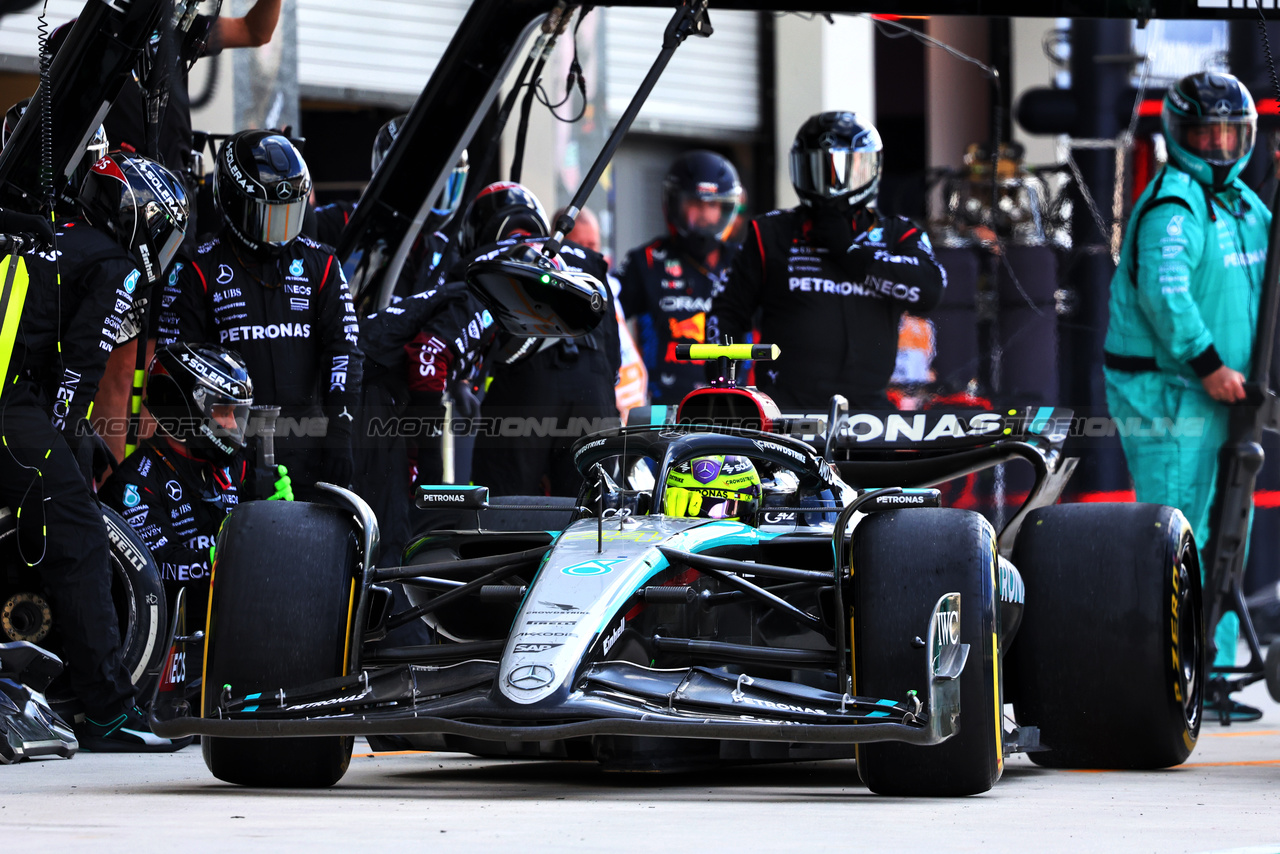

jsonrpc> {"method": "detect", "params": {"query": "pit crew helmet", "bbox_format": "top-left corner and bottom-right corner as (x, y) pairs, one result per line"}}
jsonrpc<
(459, 181), (548, 255)
(790, 111), (883, 210)
(78, 153), (189, 286)
(214, 130), (311, 255)
(3, 97), (108, 217)
(370, 115), (470, 220)
(1162, 72), (1257, 189)
(662, 150), (743, 257)
(146, 342), (253, 463)
(663, 455), (762, 522)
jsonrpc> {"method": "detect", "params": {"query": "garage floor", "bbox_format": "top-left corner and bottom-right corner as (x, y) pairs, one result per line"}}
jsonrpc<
(2, 681), (1278, 853)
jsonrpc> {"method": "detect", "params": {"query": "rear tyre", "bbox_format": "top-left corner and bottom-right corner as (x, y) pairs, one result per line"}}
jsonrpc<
(202, 501), (358, 787)
(1009, 503), (1203, 769)
(853, 508), (1002, 796)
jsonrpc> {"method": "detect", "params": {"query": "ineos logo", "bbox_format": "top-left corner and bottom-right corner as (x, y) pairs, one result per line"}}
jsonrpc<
(507, 664), (555, 690)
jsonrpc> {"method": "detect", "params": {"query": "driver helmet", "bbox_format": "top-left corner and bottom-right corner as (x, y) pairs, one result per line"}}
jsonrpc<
(4, 97), (108, 218)
(78, 153), (189, 286)
(1162, 72), (1257, 189)
(664, 454), (762, 521)
(662, 150), (743, 258)
(214, 130), (311, 255)
(790, 111), (883, 210)
(459, 181), (548, 256)
(370, 115), (470, 221)
(146, 342), (253, 463)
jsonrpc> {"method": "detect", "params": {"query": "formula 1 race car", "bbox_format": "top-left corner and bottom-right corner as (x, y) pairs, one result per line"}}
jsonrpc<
(151, 337), (1204, 796)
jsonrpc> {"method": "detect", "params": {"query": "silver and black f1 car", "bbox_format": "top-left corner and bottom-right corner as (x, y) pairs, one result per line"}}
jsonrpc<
(151, 340), (1204, 796)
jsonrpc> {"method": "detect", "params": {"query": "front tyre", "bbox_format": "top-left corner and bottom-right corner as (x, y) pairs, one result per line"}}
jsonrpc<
(853, 508), (1002, 796)
(1009, 503), (1203, 769)
(202, 501), (358, 787)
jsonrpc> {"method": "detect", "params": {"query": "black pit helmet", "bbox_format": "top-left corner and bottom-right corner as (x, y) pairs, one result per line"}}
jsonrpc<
(78, 153), (189, 286)
(662, 150), (743, 257)
(214, 130), (312, 255)
(370, 115), (471, 221)
(790, 111), (883, 210)
(459, 182), (548, 256)
(1163, 72), (1257, 189)
(3, 98), (108, 218)
(146, 342), (253, 463)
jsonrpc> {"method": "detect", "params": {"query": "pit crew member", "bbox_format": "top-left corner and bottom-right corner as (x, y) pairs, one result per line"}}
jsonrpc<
(1103, 72), (1269, 720)
(0, 153), (190, 751)
(620, 150), (742, 404)
(157, 130), (363, 492)
(707, 112), (946, 410)
(100, 343), (292, 623)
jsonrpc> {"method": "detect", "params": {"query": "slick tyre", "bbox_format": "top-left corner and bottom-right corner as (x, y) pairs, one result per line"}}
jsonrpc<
(101, 507), (168, 689)
(1009, 503), (1203, 769)
(202, 501), (358, 787)
(1, 507), (166, 696)
(853, 508), (1002, 797)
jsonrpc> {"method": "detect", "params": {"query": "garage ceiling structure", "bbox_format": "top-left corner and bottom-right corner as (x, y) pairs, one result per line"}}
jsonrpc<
(339, 0), (1268, 264)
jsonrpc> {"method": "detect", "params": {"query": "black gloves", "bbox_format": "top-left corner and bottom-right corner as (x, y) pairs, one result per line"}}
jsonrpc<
(0, 209), (55, 251)
(448, 378), (481, 420)
(321, 407), (355, 488)
(320, 447), (353, 489)
(809, 207), (877, 282)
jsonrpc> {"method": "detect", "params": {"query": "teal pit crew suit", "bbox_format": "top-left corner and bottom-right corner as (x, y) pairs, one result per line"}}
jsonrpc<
(1104, 74), (1268, 669)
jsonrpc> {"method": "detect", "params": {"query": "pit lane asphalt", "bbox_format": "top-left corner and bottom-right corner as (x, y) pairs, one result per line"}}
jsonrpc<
(3, 680), (1278, 853)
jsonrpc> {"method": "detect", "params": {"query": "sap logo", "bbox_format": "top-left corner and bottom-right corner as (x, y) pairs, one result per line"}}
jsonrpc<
(513, 643), (562, 654)
(1162, 245), (1183, 259)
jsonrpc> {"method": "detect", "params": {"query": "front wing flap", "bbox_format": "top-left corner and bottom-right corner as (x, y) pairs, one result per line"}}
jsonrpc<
(152, 594), (966, 748)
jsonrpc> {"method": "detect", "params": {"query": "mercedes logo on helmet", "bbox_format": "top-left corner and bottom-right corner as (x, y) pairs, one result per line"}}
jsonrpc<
(1213, 99), (1233, 117)
(507, 664), (555, 690)
(818, 131), (841, 149)
(276, 181), (293, 200)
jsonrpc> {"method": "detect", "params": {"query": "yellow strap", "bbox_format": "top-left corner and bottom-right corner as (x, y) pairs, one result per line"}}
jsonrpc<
(0, 253), (31, 395)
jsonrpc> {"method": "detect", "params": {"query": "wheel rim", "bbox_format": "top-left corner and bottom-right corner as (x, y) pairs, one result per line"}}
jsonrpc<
(1176, 536), (1203, 735)
(110, 551), (138, 661)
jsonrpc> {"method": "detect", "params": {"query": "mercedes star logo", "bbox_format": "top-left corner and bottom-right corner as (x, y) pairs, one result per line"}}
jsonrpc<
(165, 480), (183, 501)
(276, 181), (293, 200)
(507, 664), (555, 690)
(1213, 99), (1233, 117)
